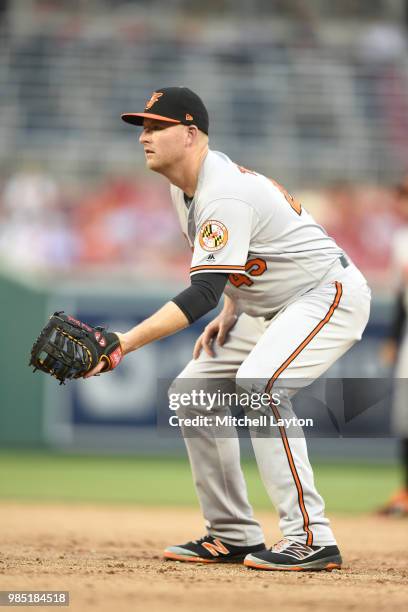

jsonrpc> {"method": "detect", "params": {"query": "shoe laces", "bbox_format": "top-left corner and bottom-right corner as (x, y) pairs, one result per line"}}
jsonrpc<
(271, 539), (317, 556)
(271, 538), (292, 552)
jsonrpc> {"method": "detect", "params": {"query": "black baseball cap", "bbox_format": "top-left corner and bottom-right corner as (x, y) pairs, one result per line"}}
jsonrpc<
(121, 87), (209, 134)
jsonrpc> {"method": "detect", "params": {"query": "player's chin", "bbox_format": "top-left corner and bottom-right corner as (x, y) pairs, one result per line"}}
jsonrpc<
(145, 155), (161, 171)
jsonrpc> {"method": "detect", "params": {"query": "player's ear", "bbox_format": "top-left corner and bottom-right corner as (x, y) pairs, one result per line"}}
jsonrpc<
(185, 125), (199, 146)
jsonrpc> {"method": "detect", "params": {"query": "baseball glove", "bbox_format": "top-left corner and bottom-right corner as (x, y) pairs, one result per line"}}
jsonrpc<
(29, 311), (123, 384)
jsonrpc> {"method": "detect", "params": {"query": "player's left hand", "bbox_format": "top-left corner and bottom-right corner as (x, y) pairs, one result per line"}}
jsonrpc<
(84, 331), (126, 378)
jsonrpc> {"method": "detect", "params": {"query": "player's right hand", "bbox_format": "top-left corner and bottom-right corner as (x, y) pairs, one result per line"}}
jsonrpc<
(193, 313), (238, 359)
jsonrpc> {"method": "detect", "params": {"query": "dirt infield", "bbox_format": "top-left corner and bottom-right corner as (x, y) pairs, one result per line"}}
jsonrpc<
(0, 502), (406, 612)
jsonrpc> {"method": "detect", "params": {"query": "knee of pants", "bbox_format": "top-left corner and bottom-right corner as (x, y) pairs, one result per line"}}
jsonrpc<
(235, 361), (268, 395)
(235, 362), (299, 415)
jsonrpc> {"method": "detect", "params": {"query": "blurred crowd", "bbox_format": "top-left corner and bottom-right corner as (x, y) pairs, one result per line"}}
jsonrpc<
(322, 180), (405, 287)
(0, 169), (190, 279)
(0, 167), (407, 288)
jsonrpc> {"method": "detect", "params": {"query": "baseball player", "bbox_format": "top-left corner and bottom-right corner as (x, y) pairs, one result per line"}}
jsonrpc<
(378, 181), (408, 516)
(86, 87), (371, 571)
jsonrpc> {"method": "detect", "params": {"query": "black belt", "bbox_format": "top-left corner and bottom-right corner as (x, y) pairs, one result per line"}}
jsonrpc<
(339, 254), (349, 269)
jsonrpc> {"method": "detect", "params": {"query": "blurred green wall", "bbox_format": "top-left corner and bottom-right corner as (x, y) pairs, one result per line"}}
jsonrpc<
(0, 272), (47, 446)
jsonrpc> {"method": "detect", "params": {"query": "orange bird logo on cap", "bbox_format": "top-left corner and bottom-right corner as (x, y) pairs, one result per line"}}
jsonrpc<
(145, 92), (163, 110)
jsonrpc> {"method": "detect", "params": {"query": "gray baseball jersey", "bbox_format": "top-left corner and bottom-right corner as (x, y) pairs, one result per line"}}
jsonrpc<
(171, 150), (344, 317)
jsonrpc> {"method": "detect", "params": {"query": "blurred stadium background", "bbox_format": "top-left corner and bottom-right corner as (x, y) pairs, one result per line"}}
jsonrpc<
(0, 0), (407, 511)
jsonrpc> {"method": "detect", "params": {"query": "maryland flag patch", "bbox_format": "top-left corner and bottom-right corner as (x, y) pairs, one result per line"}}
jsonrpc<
(199, 220), (228, 252)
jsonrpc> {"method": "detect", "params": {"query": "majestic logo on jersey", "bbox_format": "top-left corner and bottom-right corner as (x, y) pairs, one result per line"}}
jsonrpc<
(145, 92), (163, 110)
(199, 220), (228, 252)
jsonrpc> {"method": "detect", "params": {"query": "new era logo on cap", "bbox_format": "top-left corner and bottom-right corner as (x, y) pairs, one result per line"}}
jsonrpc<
(121, 87), (209, 134)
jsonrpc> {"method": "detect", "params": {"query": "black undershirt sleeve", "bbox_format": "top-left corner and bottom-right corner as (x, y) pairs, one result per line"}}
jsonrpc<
(390, 289), (407, 343)
(172, 273), (229, 324)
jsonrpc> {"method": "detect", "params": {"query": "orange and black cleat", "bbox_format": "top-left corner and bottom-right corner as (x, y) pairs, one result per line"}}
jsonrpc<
(164, 535), (265, 564)
(244, 538), (342, 571)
